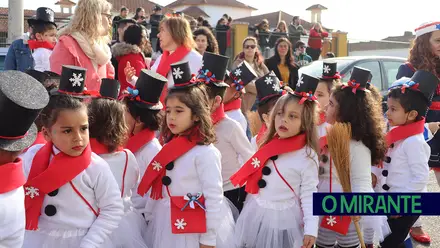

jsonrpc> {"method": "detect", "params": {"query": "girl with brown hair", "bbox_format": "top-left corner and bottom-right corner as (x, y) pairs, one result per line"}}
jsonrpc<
(193, 26), (219, 55)
(396, 22), (440, 243)
(137, 62), (234, 248)
(231, 74), (321, 248)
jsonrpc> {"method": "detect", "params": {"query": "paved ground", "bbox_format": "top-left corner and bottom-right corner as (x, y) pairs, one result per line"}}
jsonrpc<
(411, 171), (440, 248)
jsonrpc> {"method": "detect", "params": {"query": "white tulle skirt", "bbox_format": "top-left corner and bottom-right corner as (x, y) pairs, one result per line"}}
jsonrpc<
(102, 209), (149, 248)
(235, 195), (305, 248)
(22, 225), (87, 248)
(144, 197), (235, 248)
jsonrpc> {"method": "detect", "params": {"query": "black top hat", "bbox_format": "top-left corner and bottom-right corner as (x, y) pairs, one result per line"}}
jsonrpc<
(51, 65), (93, 98)
(256, 71), (283, 105)
(224, 69), (231, 82)
(100, 79), (121, 100)
(197, 52), (229, 88)
(128, 69), (167, 110)
(0, 71), (49, 152)
(170, 61), (198, 89)
(25, 69), (50, 84)
(292, 73), (320, 101)
(319, 61), (340, 80)
(348, 66), (370, 89)
(153, 5), (162, 11)
(229, 61), (258, 92)
(28, 7), (57, 27)
(391, 70), (440, 101)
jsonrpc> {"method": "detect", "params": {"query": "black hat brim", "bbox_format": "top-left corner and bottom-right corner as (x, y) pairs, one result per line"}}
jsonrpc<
(0, 123), (38, 152)
(172, 82), (200, 90)
(50, 88), (93, 99)
(28, 19), (57, 28)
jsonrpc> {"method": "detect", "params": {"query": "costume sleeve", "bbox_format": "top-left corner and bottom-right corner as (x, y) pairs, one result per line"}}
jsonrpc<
(195, 146), (223, 246)
(230, 123), (254, 165)
(4, 42), (17, 70)
(403, 137), (430, 192)
(106, 62), (115, 79)
(349, 142), (373, 193)
(299, 152), (319, 237)
(80, 162), (124, 248)
(50, 38), (76, 76)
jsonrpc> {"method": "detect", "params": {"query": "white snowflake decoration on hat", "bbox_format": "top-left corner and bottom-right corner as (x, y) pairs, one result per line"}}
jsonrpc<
(173, 67), (183, 80)
(45, 9), (53, 15)
(296, 76), (304, 88)
(174, 218), (187, 230)
(264, 76), (273, 85)
(234, 68), (242, 77)
(326, 216), (337, 226)
(70, 73), (84, 87)
(323, 65), (331, 74)
(25, 186), (39, 199)
(272, 82), (280, 91)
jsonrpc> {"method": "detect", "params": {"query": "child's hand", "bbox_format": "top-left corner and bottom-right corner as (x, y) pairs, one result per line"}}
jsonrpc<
(199, 244), (215, 248)
(428, 122), (440, 135)
(351, 216), (361, 222)
(124, 62), (136, 82)
(302, 235), (316, 248)
(371, 173), (377, 188)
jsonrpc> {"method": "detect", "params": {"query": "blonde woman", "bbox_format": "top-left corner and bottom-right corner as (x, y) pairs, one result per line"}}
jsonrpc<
(50, 0), (114, 91)
(232, 37), (269, 113)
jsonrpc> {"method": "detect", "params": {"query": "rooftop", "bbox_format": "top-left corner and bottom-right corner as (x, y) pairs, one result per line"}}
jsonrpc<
(166, 0), (257, 10)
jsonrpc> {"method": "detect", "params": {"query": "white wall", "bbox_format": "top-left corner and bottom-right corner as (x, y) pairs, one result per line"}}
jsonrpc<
(349, 48), (410, 58)
(173, 4), (252, 26)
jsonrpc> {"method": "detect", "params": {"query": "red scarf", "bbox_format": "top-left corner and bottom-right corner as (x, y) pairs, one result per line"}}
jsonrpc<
(125, 129), (156, 154)
(137, 135), (198, 199)
(156, 46), (191, 103)
(211, 104), (226, 125)
(90, 138), (123, 155)
(386, 118), (425, 147)
(256, 124), (267, 145)
(24, 142), (91, 230)
(28, 40), (56, 50)
(224, 98), (242, 112)
(230, 134), (306, 194)
(318, 112), (326, 125)
(0, 158), (26, 194)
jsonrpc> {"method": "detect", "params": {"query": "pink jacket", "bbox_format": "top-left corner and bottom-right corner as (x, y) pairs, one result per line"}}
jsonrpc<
(50, 35), (115, 91)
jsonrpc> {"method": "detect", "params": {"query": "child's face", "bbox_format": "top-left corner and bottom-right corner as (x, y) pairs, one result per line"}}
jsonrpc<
(223, 87), (240, 103)
(43, 107), (89, 157)
(166, 97), (199, 135)
(325, 93), (338, 124)
(274, 100), (303, 139)
(315, 82), (330, 112)
(386, 97), (416, 127)
(38, 29), (57, 43)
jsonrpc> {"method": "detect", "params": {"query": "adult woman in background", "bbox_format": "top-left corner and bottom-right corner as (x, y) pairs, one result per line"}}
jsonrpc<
(133, 7), (148, 27)
(395, 22), (440, 245)
(307, 22), (328, 61)
(50, 0), (114, 91)
(265, 37), (298, 89)
(194, 26), (219, 55)
(233, 36), (269, 113)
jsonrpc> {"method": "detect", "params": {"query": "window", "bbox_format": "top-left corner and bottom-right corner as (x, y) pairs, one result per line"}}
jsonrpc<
(382, 61), (404, 88)
(355, 61), (382, 90)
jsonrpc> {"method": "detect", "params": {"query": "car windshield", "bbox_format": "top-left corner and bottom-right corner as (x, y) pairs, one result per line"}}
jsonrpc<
(298, 59), (355, 78)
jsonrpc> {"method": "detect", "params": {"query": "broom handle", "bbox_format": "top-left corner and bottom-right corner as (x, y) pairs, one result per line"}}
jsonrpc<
(354, 221), (366, 248)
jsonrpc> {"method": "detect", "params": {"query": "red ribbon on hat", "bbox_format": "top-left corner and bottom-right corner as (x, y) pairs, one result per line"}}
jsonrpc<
(322, 72), (341, 80)
(0, 132), (28, 140)
(400, 81), (420, 94)
(174, 74), (199, 88)
(57, 89), (100, 97)
(293, 91), (317, 104)
(341, 80), (365, 94)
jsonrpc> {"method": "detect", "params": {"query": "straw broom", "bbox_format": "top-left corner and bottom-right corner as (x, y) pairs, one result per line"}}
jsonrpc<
(327, 122), (366, 248)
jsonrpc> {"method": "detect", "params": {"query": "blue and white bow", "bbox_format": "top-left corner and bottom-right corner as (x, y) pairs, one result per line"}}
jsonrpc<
(127, 87), (139, 97)
(181, 193), (206, 211)
(197, 69), (218, 84)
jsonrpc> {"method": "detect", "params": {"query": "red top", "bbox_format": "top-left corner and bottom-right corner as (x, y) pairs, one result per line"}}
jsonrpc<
(308, 28), (329, 49)
(117, 53), (148, 95)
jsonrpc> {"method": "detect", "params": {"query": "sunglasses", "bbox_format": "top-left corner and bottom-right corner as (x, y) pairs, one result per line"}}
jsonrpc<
(244, 45), (256, 49)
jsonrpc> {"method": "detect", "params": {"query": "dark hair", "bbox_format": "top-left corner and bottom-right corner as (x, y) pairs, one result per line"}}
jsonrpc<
(161, 86), (215, 145)
(197, 16), (205, 23)
(123, 98), (162, 131)
(409, 33), (440, 78)
(294, 40), (306, 50)
(193, 27), (219, 54)
(388, 88), (429, 120)
(228, 17), (232, 23)
(222, 14), (229, 19)
(257, 96), (280, 122)
(236, 36), (265, 66)
(201, 20), (212, 29)
(293, 16), (300, 22)
(32, 22), (56, 36)
(88, 99), (128, 153)
(331, 85), (387, 164)
(326, 52), (335, 58)
(121, 6), (128, 12)
(40, 95), (86, 129)
(134, 7), (145, 20)
(366, 83), (383, 104)
(319, 78), (341, 93)
(202, 84), (227, 102)
(217, 18), (227, 26)
(123, 24), (145, 46)
(273, 37), (296, 68)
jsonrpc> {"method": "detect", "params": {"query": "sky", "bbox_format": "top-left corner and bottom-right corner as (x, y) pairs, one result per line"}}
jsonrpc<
(1, 0), (438, 41)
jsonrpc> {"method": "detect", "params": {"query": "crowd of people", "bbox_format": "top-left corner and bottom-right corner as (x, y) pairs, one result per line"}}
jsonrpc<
(1, 0), (440, 248)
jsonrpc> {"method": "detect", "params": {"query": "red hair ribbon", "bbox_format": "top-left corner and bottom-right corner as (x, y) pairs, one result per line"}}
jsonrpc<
(229, 74), (245, 92)
(57, 89), (100, 97)
(197, 69), (223, 85)
(294, 91), (318, 104)
(341, 80), (365, 94)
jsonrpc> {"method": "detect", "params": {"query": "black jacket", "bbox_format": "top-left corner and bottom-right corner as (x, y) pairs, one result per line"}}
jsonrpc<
(265, 55), (299, 89)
